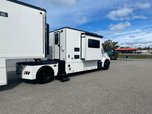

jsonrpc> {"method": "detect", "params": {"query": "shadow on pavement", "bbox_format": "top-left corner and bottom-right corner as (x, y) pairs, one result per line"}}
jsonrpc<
(0, 71), (36, 91)
(0, 69), (103, 91)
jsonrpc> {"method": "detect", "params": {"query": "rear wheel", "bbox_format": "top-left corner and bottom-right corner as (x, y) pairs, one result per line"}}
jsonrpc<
(102, 59), (110, 70)
(36, 66), (54, 84)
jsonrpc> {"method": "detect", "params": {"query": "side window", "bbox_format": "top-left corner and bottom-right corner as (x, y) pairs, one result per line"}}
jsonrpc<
(46, 24), (49, 55)
(74, 55), (80, 59)
(55, 33), (59, 45)
(74, 48), (80, 52)
(88, 39), (100, 48)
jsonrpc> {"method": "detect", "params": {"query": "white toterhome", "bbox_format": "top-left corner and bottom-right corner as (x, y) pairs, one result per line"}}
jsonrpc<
(0, 0), (110, 86)
(49, 27), (110, 75)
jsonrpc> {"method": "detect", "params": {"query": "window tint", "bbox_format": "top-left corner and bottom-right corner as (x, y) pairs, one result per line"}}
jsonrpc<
(55, 33), (59, 45)
(88, 39), (100, 48)
(74, 48), (80, 52)
(74, 55), (80, 59)
(46, 24), (49, 55)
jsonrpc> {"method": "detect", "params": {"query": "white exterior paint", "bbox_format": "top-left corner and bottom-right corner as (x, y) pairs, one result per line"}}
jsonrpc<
(21, 63), (58, 80)
(49, 28), (109, 74)
(0, 58), (7, 85)
(0, 0), (46, 59)
(65, 61), (98, 74)
(82, 35), (102, 60)
(0, 0), (46, 85)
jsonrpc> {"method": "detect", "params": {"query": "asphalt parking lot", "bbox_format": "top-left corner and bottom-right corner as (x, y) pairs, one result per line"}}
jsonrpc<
(0, 59), (152, 114)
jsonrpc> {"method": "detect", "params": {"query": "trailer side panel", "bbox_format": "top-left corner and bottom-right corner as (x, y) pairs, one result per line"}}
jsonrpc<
(0, 0), (46, 59)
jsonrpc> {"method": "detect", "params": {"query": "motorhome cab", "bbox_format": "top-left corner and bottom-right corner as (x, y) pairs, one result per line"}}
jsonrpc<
(0, 0), (110, 86)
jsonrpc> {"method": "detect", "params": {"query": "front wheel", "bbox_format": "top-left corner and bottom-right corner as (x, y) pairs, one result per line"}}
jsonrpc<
(36, 66), (54, 84)
(102, 59), (110, 70)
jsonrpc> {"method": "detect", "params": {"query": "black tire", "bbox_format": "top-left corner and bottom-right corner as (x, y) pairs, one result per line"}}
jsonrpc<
(102, 59), (110, 70)
(36, 66), (54, 84)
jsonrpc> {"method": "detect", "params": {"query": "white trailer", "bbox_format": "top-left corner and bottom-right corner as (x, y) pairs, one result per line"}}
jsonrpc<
(0, 0), (50, 85)
(0, 0), (110, 86)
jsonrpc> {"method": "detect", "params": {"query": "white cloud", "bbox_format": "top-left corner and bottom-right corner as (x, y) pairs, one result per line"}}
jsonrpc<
(46, 0), (76, 7)
(110, 22), (131, 32)
(76, 16), (88, 24)
(136, 2), (151, 9)
(21, 0), (152, 32)
(107, 2), (151, 21)
(107, 7), (133, 20)
(133, 15), (147, 19)
(103, 29), (152, 47)
(43, 0), (135, 29)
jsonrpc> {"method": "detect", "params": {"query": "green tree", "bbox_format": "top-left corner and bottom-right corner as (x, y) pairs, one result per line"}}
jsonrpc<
(102, 40), (119, 51)
(102, 40), (120, 60)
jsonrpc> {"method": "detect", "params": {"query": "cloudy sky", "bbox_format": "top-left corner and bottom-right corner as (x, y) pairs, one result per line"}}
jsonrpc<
(22, 0), (152, 47)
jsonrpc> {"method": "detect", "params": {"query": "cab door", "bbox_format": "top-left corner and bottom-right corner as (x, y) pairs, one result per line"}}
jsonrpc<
(54, 32), (60, 59)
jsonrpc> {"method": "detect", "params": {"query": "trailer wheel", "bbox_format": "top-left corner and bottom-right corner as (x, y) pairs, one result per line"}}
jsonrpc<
(36, 66), (54, 84)
(102, 59), (110, 70)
